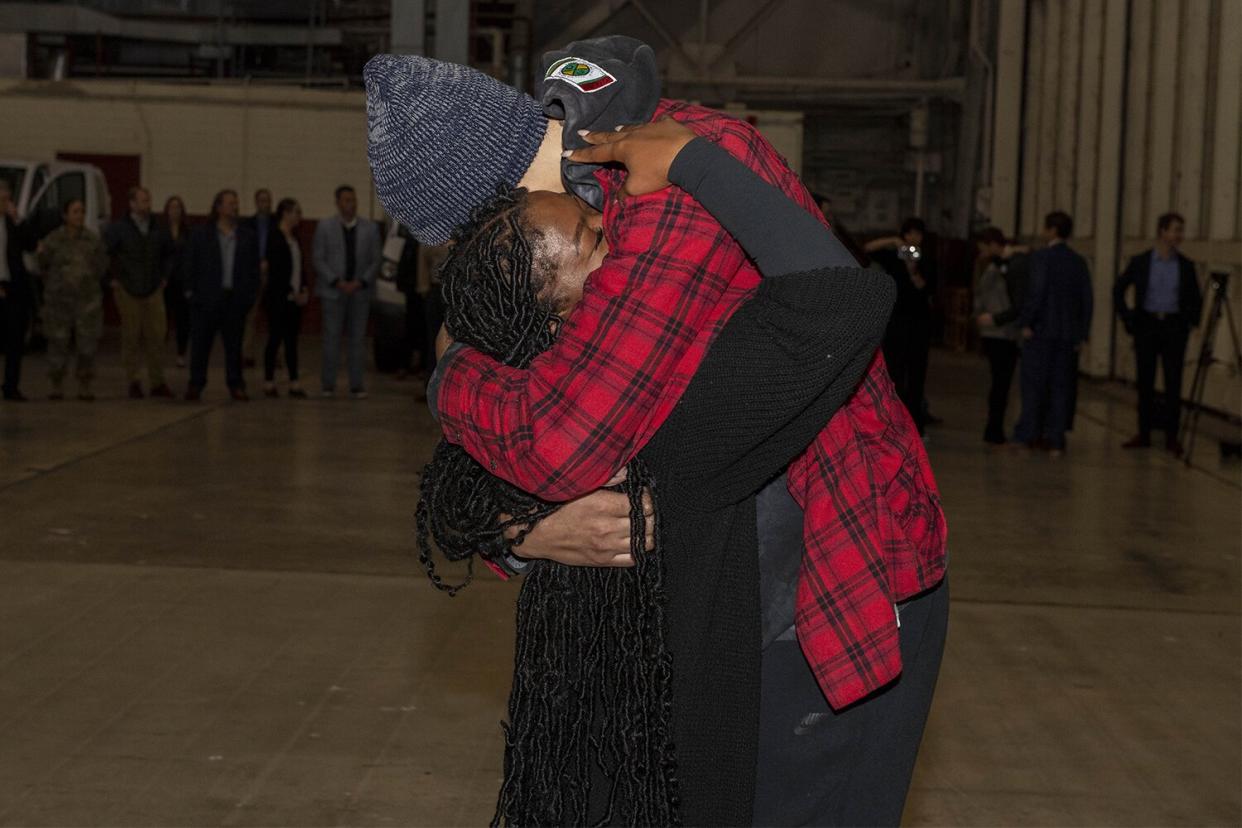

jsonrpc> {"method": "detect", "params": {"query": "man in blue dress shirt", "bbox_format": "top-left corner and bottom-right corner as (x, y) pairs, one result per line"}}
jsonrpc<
(1113, 212), (1203, 456)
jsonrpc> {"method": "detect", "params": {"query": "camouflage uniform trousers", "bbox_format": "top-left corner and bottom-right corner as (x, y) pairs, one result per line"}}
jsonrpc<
(39, 225), (108, 394)
(42, 278), (104, 393)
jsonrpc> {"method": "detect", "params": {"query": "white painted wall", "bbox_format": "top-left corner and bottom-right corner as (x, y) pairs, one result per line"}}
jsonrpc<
(0, 79), (376, 220)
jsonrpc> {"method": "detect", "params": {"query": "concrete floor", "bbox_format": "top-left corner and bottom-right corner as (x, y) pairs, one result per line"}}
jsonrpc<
(0, 339), (1238, 827)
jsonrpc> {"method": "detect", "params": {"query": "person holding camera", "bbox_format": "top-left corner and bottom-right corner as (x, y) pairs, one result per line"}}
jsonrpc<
(866, 217), (935, 434)
(1113, 212), (1202, 456)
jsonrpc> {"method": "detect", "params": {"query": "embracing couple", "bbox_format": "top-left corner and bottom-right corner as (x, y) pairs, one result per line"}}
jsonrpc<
(365, 37), (948, 828)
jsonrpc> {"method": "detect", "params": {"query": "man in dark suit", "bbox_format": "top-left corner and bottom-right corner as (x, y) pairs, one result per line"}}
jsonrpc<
(0, 180), (38, 402)
(185, 189), (261, 401)
(1113, 212), (1202, 456)
(240, 188), (273, 368)
(1012, 210), (1093, 455)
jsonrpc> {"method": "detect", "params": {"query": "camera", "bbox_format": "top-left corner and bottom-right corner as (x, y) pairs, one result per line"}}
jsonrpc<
(897, 244), (922, 262)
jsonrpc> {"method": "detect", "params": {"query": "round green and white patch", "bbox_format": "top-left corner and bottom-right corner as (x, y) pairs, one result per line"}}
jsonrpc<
(544, 56), (617, 93)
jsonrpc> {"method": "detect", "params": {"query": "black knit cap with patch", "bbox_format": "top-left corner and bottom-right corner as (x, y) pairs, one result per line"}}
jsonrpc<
(540, 35), (662, 211)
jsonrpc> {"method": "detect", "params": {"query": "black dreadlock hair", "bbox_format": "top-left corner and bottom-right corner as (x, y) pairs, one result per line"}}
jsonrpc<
(414, 185), (681, 826)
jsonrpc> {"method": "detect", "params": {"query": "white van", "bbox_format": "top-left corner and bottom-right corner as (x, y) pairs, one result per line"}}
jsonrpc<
(0, 159), (111, 342)
(0, 158), (111, 243)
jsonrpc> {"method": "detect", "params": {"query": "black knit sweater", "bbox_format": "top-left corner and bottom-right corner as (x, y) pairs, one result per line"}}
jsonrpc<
(621, 139), (894, 825)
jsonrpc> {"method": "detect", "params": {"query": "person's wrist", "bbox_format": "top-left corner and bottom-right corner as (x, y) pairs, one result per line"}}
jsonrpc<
(666, 137), (713, 191)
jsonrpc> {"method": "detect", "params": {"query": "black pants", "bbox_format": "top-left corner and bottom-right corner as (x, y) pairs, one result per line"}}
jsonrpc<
(189, 295), (248, 391)
(264, 300), (302, 382)
(1066, 350), (1080, 432)
(1133, 313), (1190, 439)
(753, 578), (949, 827)
(1013, 339), (1077, 450)
(1, 293), (29, 395)
(400, 289), (425, 372)
(982, 338), (1019, 444)
(164, 283), (191, 357)
(422, 288), (445, 375)
(883, 314), (931, 433)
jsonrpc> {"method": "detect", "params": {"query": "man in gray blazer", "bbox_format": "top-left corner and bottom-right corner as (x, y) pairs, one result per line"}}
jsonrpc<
(313, 185), (381, 398)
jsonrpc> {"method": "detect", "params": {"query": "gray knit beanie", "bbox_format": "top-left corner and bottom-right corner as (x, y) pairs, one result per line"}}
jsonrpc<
(364, 54), (546, 245)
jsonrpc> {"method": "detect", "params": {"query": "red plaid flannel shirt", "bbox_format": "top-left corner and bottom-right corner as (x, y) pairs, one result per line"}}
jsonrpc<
(437, 101), (947, 709)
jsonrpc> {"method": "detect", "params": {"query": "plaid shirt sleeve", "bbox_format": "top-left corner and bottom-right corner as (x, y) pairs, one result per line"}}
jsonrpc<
(435, 103), (781, 501)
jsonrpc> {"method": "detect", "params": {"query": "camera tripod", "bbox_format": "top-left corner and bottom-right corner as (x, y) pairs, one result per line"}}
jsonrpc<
(1179, 271), (1242, 466)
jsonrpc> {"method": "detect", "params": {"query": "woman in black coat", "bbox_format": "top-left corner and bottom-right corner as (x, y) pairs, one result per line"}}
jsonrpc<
(262, 198), (309, 398)
(158, 196), (191, 366)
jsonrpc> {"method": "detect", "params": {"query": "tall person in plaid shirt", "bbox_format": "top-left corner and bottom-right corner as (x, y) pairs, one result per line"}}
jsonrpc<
(366, 43), (948, 826)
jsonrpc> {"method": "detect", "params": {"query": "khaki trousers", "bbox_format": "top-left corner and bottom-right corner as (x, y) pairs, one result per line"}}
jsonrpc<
(115, 287), (167, 386)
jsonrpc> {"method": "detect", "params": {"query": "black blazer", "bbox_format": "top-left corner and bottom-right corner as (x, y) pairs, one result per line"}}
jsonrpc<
(1113, 249), (1203, 330)
(2, 215), (38, 303)
(188, 221), (260, 309)
(1020, 243), (1094, 342)
(264, 227), (303, 306)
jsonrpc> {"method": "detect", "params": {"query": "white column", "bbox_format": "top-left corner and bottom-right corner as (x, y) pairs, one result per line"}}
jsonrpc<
(1074, 0), (1104, 238)
(1210, 0), (1241, 241)
(1020, 0), (1046, 237)
(1054, 0), (1083, 213)
(1174, 0), (1210, 233)
(391, 0), (426, 55)
(1089, 0), (1129, 377)
(1036, 0), (1063, 229)
(1146, 0), (1180, 230)
(1122, 0), (1153, 238)
(991, 0), (1027, 235)
(435, 0), (470, 66)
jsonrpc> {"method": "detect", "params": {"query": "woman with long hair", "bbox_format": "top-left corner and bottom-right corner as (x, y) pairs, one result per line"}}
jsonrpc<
(158, 195), (191, 367)
(262, 198), (309, 398)
(417, 120), (896, 825)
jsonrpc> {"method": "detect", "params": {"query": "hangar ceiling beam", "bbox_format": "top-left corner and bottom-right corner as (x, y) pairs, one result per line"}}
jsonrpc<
(534, 0), (628, 58)
(0, 2), (343, 46)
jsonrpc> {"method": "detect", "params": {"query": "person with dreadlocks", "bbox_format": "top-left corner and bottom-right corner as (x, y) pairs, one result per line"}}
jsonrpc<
(418, 118), (895, 826)
(366, 41), (948, 828)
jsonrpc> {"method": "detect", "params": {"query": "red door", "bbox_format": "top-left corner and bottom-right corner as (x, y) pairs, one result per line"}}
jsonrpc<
(56, 152), (140, 219)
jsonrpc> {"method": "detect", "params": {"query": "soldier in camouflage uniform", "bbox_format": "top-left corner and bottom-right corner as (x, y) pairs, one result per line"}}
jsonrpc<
(37, 199), (109, 400)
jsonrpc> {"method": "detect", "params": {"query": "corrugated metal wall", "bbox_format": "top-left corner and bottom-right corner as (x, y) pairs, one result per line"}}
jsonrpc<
(1005, 0), (1241, 416)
